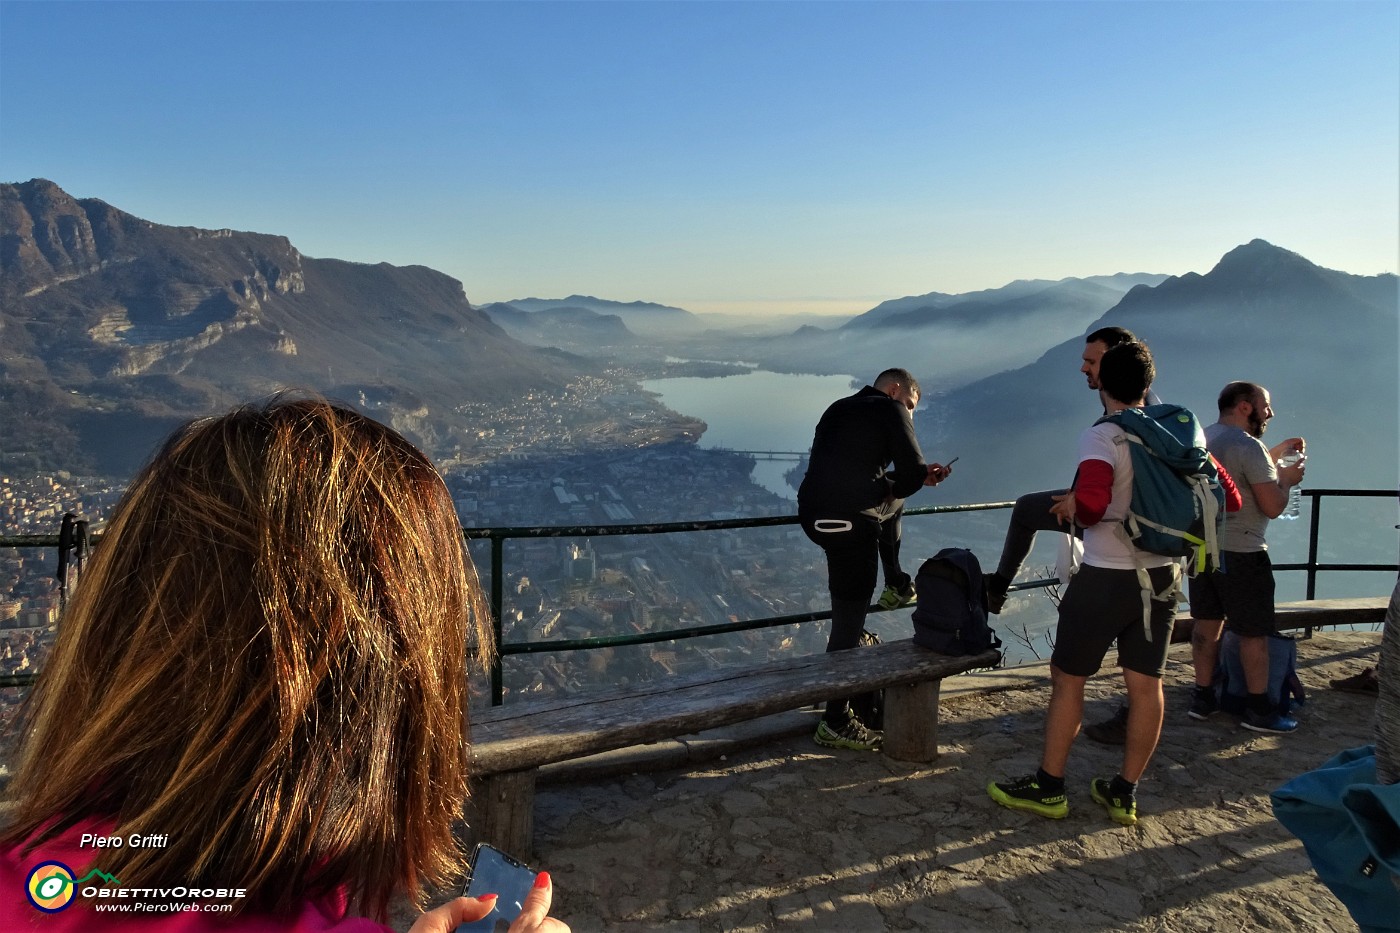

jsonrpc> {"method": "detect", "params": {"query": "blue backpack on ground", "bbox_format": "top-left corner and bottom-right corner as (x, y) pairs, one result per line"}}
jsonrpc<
(911, 547), (1001, 659)
(1215, 629), (1306, 716)
(1096, 403), (1226, 575)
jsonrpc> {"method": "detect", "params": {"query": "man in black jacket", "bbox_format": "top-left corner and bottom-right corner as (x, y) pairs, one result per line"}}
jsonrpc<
(798, 367), (953, 750)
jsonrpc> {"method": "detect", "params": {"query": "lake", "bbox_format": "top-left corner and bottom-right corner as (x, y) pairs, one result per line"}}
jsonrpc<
(642, 369), (858, 498)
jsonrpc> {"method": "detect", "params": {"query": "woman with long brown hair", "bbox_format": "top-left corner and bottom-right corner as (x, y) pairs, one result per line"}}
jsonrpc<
(1, 397), (566, 932)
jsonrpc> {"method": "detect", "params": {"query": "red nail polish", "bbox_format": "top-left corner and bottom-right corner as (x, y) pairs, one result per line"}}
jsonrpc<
(477, 893), (498, 903)
(533, 871), (550, 889)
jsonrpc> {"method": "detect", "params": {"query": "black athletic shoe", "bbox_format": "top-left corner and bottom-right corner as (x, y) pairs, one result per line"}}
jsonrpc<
(1083, 705), (1129, 745)
(985, 572), (1011, 615)
(1242, 709), (1299, 734)
(1187, 689), (1219, 721)
(1090, 777), (1138, 826)
(987, 774), (1069, 819)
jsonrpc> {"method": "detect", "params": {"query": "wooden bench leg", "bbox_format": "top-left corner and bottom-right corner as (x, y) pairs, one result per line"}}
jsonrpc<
(469, 769), (537, 860)
(883, 679), (940, 762)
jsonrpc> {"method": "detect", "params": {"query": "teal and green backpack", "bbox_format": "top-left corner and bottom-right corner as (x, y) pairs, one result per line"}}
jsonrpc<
(1095, 403), (1226, 575)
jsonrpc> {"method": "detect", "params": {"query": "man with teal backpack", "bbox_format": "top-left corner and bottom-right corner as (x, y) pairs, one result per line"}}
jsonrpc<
(988, 341), (1237, 827)
(1093, 401), (1229, 610)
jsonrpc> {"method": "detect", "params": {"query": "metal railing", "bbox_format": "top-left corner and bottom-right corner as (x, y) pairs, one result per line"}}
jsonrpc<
(3, 488), (1395, 699)
(1273, 488), (1399, 599)
(462, 499), (1020, 704)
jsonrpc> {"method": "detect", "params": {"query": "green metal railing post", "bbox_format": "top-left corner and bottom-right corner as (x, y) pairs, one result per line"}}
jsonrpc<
(1305, 490), (1322, 601)
(490, 533), (505, 706)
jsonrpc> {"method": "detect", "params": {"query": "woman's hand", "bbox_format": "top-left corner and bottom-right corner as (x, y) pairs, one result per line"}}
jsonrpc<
(507, 872), (569, 932)
(407, 895), (498, 933)
(407, 872), (569, 933)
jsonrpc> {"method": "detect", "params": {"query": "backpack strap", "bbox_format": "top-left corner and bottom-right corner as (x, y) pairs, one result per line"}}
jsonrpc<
(1108, 522), (1184, 636)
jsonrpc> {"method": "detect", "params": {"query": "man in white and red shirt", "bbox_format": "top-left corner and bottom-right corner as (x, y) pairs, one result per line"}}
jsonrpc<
(989, 340), (1185, 828)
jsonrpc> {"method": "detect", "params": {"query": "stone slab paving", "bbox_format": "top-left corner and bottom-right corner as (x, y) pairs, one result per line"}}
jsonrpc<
(501, 631), (1381, 932)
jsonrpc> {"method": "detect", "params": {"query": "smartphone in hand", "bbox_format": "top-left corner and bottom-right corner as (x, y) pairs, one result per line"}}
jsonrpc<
(457, 844), (537, 932)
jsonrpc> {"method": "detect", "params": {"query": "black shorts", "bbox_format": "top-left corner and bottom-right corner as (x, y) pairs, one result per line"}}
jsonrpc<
(1188, 550), (1276, 638)
(1050, 564), (1177, 678)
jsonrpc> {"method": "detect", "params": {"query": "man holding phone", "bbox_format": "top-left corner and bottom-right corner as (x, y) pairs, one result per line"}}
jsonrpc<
(797, 367), (954, 751)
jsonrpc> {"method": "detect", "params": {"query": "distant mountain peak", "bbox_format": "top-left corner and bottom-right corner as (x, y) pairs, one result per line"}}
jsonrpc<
(1213, 238), (1309, 271)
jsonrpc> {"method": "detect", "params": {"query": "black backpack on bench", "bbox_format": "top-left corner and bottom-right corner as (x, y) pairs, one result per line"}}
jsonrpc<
(911, 547), (1001, 659)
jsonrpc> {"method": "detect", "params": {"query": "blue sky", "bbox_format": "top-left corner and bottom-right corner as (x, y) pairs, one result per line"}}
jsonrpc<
(2, 1), (1396, 316)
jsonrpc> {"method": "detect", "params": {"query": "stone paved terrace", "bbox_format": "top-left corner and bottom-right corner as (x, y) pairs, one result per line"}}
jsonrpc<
(418, 630), (1382, 932)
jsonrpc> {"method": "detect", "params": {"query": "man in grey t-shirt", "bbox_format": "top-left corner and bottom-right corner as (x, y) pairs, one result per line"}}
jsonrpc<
(1186, 381), (1306, 733)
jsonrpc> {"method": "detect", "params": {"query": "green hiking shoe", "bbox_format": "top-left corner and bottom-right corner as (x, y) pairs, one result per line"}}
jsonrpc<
(877, 583), (917, 610)
(814, 714), (883, 751)
(987, 774), (1068, 819)
(1090, 778), (1139, 826)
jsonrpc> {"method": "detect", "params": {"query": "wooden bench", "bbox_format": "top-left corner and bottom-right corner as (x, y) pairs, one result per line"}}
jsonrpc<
(1272, 596), (1389, 630)
(467, 639), (1000, 856)
(1170, 596), (1390, 639)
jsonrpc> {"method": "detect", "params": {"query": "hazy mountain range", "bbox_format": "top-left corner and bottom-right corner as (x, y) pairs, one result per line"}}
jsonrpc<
(481, 274), (1178, 390)
(3, 179), (1395, 498)
(669, 274), (1176, 391)
(480, 301), (637, 347)
(922, 239), (1399, 498)
(500, 295), (702, 338)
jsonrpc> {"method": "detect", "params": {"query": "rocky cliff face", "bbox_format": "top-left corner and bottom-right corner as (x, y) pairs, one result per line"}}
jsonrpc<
(0, 179), (582, 476)
(2, 179), (309, 378)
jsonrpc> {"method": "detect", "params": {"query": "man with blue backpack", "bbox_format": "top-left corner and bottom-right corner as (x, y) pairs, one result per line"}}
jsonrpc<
(988, 341), (1233, 827)
(1186, 382), (1307, 733)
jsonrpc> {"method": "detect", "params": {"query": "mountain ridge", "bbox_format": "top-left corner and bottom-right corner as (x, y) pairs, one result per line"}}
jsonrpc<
(1, 179), (585, 475)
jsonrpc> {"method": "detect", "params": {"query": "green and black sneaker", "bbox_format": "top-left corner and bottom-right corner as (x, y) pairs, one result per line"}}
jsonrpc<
(814, 713), (883, 751)
(877, 583), (917, 610)
(987, 774), (1069, 819)
(1090, 777), (1138, 826)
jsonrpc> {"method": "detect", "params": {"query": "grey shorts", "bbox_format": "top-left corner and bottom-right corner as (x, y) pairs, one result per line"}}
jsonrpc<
(1051, 564), (1178, 678)
(1188, 550), (1276, 638)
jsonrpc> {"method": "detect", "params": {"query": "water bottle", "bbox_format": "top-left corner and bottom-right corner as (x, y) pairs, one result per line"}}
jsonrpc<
(1277, 453), (1303, 520)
